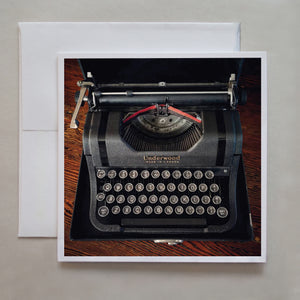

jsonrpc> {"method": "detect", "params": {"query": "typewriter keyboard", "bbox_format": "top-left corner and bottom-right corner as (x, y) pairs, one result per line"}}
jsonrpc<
(94, 167), (231, 227)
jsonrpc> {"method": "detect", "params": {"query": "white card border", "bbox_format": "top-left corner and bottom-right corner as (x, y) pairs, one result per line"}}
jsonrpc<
(58, 51), (267, 263)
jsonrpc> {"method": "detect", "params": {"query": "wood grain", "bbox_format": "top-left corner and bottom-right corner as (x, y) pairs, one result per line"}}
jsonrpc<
(64, 59), (261, 257)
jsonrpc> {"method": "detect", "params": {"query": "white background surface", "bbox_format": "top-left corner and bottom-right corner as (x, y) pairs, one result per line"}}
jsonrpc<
(0, 1), (299, 299)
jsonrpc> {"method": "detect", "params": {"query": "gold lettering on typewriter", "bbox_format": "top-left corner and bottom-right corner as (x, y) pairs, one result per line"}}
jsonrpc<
(143, 155), (181, 164)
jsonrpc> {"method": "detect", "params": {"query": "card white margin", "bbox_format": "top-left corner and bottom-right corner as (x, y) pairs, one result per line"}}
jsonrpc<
(58, 51), (267, 263)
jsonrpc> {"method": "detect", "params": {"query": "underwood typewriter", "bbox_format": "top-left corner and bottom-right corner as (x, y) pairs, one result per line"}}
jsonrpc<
(70, 58), (253, 242)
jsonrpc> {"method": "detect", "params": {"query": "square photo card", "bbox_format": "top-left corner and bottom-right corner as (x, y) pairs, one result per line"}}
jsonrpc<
(58, 52), (266, 262)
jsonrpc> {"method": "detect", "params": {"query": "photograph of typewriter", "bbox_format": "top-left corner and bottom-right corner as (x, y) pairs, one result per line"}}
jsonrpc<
(63, 56), (263, 258)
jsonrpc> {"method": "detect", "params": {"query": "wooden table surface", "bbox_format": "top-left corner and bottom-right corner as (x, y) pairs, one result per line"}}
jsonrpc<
(64, 59), (261, 257)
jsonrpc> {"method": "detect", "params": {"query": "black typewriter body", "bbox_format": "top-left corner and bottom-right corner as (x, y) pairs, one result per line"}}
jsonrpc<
(70, 58), (253, 242)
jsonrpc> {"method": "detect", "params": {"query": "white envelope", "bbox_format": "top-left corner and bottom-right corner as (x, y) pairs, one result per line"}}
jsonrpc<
(19, 22), (241, 237)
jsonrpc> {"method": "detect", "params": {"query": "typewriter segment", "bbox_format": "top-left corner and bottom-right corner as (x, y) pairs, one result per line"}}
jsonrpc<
(70, 58), (253, 241)
(95, 167), (230, 227)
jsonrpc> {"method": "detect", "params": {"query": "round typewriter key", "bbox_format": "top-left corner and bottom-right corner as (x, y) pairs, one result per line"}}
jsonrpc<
(133, 205), (142, 215)
(199, 183), (208, 193)
(207, 206), (216, 215)
(201, 195), (210, 205)
(98, 206), (109, 217)
(107, 169), (117, 179)
(217, 207), (228, 218)
(138, 194), (147, 204)
(210, 183), (219, 193)
(169, 195), (179, 205)
(124, 183), (134, 192)
(161, 170), (171, 179)
(103, 183), (112, 192)
(167, 183), (176, 192)
(188, 183), (198, 193)
(191, 195), (200, 205)
(111, 205), (120, 215)
(129, 170), (138, 179)
(96, 192), (105, 201)
(116, 194), (125, 204)
(196, 206), (205, 215)
(157, 183), (166, 192)
(159, 195), (168, 204)
(186, 206), (195, 215)
(151, 170), (160, 179)
(164, 206), (173, 215)
(149, 195), (158, 204)
(141, 170), (150, 179)
(144, 205), (153, 215)
(175, 206), (184, 215)
(212, 195), (222, 205)
(183, 170), (192, 179)
(97, 169), (106, 179)
(180, 195), (189, 205)
(119, 170), (128, 179)
(135, 183), (144, 192)
(106, 194), (115, 204)
(193, 170), (203, 180)
(127, 195), (136, 204)
(172, 170), (181, 179)
(154, 205), (163, 215)
(178, 183), (187, 192)
(146, 183), (155, 192)
(205, 170), (214, 180)
(114, 183), (123, 192)
(123, 205), (131, 215)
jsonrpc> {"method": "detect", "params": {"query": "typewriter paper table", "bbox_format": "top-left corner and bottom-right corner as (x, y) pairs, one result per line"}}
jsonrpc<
(63, 59), (261, 257)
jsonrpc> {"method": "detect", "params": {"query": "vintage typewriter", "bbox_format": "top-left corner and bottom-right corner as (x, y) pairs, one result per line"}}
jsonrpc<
(70, 58), (253, 242)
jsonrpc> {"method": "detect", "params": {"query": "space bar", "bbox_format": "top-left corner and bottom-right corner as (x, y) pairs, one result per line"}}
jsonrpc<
(121, 218), (207, 227)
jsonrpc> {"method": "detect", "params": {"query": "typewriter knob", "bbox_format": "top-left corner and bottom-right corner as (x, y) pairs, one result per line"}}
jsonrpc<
(191, 195), (200, 205)
(98, 206), (109, 217)
(172, 170), (182, 179)
(199, 183), (208, 193)
(210, 184), (219, 193)
(196, 206), (205, 215)
(212, 195), (222, 205)
(154, 205), (163, 215)
(96, 192), (105, 201)
(161, 170), (171, 179)
(207, 206), (216, 215)
(186, 206), (195, 215)
(175, 206), (184, 215)
(159, 195), (168, 204)
(169, 195), (179, 205)
(133, 206), (142, 215)
(157, 183), (166, 192)
(144, 206), (153, 215)
(217, 207), (228, 218)
(201, 195), (210, 205)
(205, 170), (214, 180)
(96, 169), (106, 179)
(149, 195), (158, 204)
(180, 195), (189, 205)
(129, 170), (138, 179)
(151, 170), (160, 179)
(111, 205), (121, 215)
(141, 170), (150, 179)
(164, 206), (173, 215)
(178, 183), (187, 192)
(183, 170), (192, 180)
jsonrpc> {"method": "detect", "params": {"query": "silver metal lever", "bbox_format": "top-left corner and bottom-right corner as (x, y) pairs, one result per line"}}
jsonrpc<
(70, 81), (94, 129)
